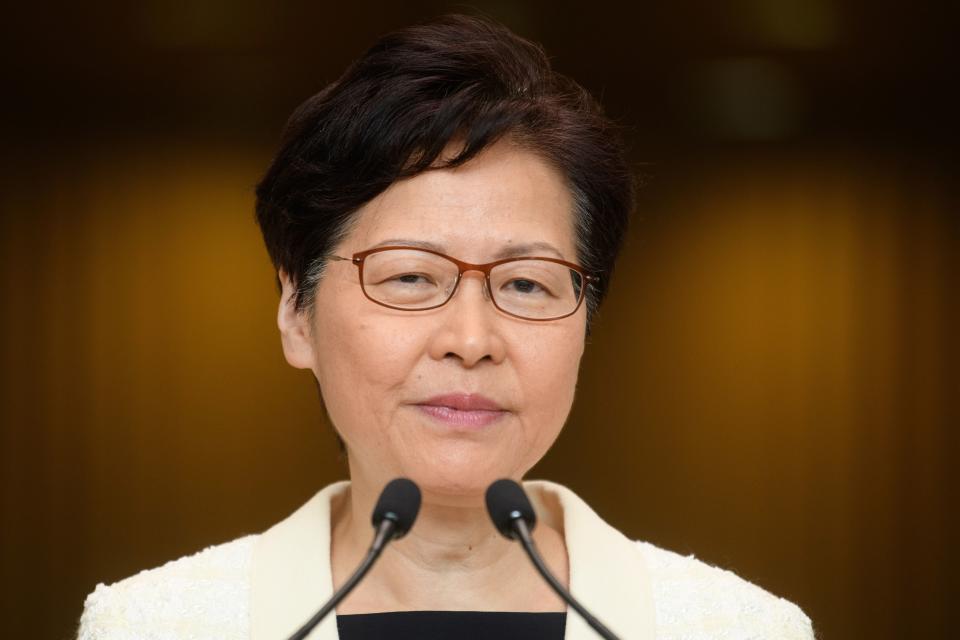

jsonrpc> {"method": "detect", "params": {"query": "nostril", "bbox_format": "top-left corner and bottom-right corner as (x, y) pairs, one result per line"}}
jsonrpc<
(445, 351), (492, 364)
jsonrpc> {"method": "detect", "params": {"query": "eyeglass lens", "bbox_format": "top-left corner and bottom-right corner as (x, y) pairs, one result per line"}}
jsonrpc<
(360, 248), (584, 319)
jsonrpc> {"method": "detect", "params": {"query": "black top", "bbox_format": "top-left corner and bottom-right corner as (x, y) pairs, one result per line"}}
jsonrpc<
(336, 610), (567, 640)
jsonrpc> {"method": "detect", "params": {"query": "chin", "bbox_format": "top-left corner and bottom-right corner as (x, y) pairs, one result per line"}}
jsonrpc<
(402, 451), (522, 505)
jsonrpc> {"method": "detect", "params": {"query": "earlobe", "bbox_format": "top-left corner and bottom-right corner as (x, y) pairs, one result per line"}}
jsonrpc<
(276, 269), (315, 370)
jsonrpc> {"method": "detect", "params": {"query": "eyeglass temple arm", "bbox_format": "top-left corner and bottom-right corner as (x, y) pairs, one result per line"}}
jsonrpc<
(328, 255), (360, 264)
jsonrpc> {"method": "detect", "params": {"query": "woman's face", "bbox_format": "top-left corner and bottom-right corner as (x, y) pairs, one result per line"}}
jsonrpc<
(279, 140), (587, 503)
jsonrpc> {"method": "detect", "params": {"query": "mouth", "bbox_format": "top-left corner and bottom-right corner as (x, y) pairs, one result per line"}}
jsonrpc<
(414, 393), (509, 428)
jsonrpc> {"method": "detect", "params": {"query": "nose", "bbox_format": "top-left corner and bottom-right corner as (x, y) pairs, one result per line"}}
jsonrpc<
(426, 271), (507, 367)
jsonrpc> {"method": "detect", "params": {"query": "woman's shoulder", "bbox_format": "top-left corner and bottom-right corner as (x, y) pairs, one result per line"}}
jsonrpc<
(635, 540), (815, 639)
(77, 534), (258, 640)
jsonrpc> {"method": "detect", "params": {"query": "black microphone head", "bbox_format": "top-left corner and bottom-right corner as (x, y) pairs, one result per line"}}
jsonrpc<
(372, 478), (421, 538)
(485, 478), (537, 539)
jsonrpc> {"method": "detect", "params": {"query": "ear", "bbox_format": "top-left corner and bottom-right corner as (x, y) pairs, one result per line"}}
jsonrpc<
(277, 269), (315, 370)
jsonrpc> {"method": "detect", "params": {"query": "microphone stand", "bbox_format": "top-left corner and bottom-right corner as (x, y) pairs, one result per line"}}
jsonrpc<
(511, 518), (622, 640)
(286, 518), (397, 640)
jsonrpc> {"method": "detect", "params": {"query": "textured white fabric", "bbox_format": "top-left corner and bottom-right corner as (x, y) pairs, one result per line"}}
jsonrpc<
(77, 488), (814, 640)
(637, 541), (813, 639)
(78, 536), (255, 640)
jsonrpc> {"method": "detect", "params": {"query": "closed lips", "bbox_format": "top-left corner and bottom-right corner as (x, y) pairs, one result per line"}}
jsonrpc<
(417, 393), (504, 411)
(414, 394), (508, 428)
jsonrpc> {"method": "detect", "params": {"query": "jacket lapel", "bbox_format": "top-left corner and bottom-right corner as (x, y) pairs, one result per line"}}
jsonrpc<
(250, 480), (656, 640)
(251, 481), (349, 640)
(526, 481), (657, 640)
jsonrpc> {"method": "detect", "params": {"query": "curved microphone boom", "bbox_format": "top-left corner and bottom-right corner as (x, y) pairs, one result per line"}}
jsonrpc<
(485, 479), (622, 640)
(287, 478), (421, 640)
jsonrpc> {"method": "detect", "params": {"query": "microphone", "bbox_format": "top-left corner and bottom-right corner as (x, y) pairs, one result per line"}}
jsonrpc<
(485, 479), (622, 640)
(287, 478), (421, 640)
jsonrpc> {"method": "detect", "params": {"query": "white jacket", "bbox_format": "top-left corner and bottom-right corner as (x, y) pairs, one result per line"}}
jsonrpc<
(78, 480), (814, 639)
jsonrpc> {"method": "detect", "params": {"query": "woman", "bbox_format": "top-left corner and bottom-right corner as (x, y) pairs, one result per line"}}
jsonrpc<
(78, 14), (814, 640)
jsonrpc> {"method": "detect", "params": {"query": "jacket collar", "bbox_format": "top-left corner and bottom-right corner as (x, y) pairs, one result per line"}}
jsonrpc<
(251, 480), (655, 640)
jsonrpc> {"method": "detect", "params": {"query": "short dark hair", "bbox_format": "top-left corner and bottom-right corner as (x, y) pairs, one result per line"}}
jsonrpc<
(255, 14), (634, 330)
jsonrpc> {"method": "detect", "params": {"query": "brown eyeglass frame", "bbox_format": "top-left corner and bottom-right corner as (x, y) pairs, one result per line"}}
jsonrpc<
(328, 245), (599, 321)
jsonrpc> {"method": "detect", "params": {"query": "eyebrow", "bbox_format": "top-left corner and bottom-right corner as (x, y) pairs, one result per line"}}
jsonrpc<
(370, 238), (567, 260)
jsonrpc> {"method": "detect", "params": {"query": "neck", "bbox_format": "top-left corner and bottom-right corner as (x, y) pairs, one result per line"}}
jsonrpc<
(331, 476), (568, 613)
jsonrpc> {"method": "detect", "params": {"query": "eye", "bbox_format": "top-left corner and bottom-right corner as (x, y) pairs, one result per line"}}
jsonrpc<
(388, 273), (436, 286)
(504, 278), (547, 295)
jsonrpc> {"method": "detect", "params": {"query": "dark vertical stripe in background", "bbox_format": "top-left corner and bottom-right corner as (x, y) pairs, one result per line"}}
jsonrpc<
(1, 2), (956, 638)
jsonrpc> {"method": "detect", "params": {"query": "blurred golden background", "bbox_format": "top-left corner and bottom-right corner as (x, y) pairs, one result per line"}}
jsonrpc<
(1, 2), (956, 638)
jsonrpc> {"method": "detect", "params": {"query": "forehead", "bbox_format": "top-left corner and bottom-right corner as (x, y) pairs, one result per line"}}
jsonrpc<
(344, 141), (577, 262)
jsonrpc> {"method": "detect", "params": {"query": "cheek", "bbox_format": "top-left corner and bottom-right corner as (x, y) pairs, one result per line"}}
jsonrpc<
(312, 309), (425, 433)
(515, 324), (584, 440)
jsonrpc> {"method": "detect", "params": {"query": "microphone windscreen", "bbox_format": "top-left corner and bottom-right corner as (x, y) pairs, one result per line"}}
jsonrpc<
(485, 478), (537, 539)
(371, 478), (421, 538)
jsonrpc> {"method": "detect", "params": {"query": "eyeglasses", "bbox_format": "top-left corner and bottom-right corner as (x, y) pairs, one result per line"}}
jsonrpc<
(328, 246), (597, 321)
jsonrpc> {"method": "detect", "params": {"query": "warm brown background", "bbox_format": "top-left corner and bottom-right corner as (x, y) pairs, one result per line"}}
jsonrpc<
(1, 2), (957, 639)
